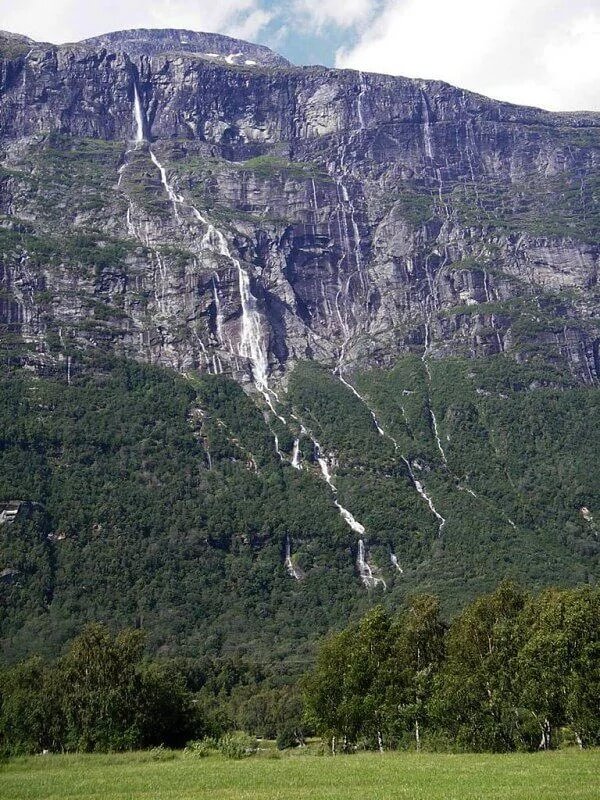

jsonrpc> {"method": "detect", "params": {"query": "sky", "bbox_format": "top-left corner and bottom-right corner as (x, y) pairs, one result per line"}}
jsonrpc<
(1, 0), (599, 111)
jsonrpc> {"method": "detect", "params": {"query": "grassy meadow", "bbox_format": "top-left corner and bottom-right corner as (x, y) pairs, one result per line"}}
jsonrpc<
(1, 749), (598, 800)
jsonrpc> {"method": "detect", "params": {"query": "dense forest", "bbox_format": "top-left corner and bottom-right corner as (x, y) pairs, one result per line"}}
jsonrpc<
(1, 582), (597, 755)
(304, 582), (600, 753)
(0, 353), (598, 664)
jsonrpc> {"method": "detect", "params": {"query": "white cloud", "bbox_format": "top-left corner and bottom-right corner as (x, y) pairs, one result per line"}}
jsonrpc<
(336, 0), (600, 111)
(227, 8), (273, 40)
(293, 0), (375, 30)
(0, 0), (270, 44)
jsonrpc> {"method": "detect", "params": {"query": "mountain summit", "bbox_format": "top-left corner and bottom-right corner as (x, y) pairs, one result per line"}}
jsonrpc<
(79, 28), (291, 67)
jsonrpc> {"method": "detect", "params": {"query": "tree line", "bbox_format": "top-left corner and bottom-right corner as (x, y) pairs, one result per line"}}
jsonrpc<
(303, 581), (599, 752)
(0, 581), (597, 756)
(0, 622), (303, 756)
(0, 625), (203, 754)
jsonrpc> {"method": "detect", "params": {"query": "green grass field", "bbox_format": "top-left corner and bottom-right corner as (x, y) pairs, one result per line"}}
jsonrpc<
(1, 750), (599, 800)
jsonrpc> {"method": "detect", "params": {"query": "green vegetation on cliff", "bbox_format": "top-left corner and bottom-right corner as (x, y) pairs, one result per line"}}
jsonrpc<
(0, 353), (597, 665)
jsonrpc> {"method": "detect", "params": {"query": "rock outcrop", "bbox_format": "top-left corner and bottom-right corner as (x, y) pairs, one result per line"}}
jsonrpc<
(1, 28), (599, 387)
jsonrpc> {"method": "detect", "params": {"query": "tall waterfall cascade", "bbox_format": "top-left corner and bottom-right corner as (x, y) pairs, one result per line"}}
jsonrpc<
(133, 82), (146, 143)
(127, 79), (272, 399)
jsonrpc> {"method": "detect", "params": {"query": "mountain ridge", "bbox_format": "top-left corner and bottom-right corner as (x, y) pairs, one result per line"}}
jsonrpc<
(3, 27), (600, 117)
(1, 27), (599, 387)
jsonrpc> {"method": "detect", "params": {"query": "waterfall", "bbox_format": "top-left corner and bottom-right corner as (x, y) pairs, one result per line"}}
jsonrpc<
(421, 333), (511, 529)
(357, 539), (386, 589)
(357, 71), (367, 130)
(401, 455), (446, 534)
(484, 271), (505, 352)
(212, 274), (225, 345)
(430, 407), (448, 465)
(149, 150), (185, 216)
(420, 89), (448, 214)
(419, 326), (450, 520)
(335, 176), (367, 297)
(120, 81), (148, 239)
(125, 206), (136, 237)
(143, 145), (272, 397)
(311, 178), (319, 223)
(328, 79), (371, 331)
(133, 82), (146, 143)
(390, 553), (403, 574)
(203, 224), (272, 399)
(315, 441), (336, 490)
(312, 438), (366, 535)
(292, 438), (301, 470)
(284, 535), (301, 581)
(420, 89), (434, 160)
(274, 433), (285, 461)
(237, 265), (269, 394)
(336, 371), (447, 535)
(335, 502), (365, 535)
(338, 371), (385, 436)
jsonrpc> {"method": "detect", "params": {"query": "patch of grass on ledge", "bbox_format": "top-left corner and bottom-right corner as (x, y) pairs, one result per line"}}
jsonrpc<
(239, 155), (326, 180)
(1, 749), (598, 800)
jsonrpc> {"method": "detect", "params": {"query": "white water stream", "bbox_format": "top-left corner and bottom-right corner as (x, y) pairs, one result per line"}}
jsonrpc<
(274, 433), (285, 461)
(129, 80), (273, 400)
(284, 535), (301, 580)
(421, 89), (434, 161)
(421, 326), (516, 527)
(390, 553), (404, 574)
(400, 454), (446, 534)
(421, 323), (449, 466)
(291, 438), (301, 469)
(312, 438), (366, 535)
(357, 71), (367, 130)
(336, 369), (447, 535)
(328, 69), (372, 336)
(430, 406), (448, 465)
(133, 83), (146, 143)
(420, 89), (448, 215)
(212, 274), (226, 346)
(357, 539), (386, 590)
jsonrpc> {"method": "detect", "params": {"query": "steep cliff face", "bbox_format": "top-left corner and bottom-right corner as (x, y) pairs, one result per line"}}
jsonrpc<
(0, 28), (598, 390)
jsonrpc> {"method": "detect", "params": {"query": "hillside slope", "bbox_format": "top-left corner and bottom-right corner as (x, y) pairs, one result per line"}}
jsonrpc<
(0, 29), (598, 661)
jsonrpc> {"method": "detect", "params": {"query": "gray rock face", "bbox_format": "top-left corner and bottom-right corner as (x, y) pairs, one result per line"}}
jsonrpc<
(80, 28), (291, 67)
(0, 28), (599, 387)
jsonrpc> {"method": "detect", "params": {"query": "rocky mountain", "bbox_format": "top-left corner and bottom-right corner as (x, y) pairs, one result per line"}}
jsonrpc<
(1, 27), (599, 383)
(0, 29), (598, 662)
(80, 28), (291, 67)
